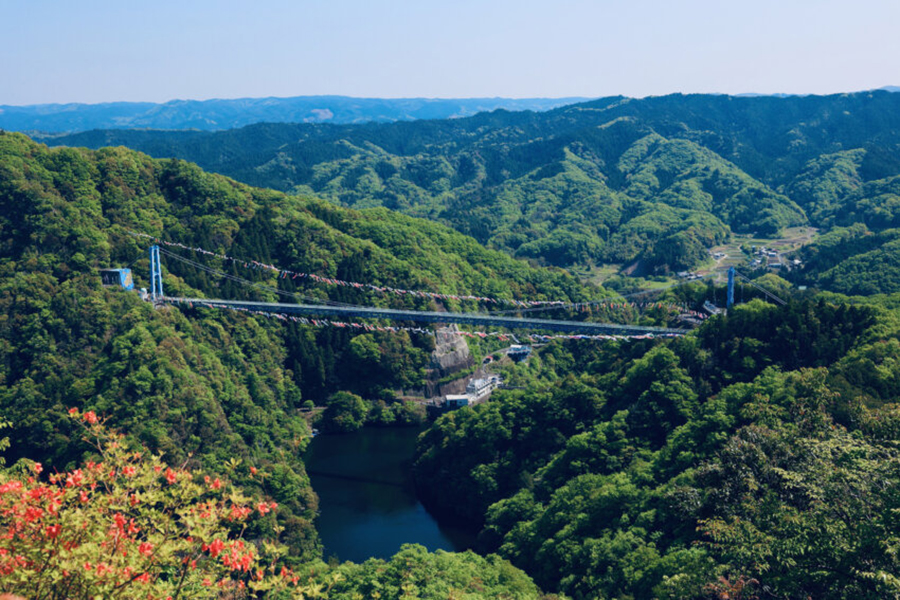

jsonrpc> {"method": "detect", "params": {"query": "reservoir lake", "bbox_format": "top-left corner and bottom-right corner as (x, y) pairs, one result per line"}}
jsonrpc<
(304, 425), (477, 563)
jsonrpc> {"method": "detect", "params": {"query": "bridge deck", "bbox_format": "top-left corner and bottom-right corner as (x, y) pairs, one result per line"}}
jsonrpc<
(161, 297), (688, 337)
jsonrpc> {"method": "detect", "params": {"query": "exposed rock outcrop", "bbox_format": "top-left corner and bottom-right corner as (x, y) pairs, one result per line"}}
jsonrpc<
(423, 325), (473, 397)
(430, 325), (473, 377)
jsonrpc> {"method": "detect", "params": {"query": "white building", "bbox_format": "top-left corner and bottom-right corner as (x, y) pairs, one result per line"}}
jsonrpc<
(466, 378), (493, 398)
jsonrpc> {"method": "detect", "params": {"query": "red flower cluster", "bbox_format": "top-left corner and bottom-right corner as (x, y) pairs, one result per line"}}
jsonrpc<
(256, 501), (278, 515)
(0, 411), (303, 597)
(69, 407), (99, 425)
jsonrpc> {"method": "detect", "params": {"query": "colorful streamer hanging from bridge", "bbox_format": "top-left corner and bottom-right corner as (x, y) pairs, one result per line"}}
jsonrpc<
(128, 231), (706, 317)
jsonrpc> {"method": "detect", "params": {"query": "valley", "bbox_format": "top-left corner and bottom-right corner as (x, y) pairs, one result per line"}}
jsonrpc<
(7, 0), (900, 596)
(3, 91), (900, 598)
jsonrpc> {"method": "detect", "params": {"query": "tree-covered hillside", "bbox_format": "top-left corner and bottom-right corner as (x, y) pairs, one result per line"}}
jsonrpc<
(38, 91), (900, 273)
(414, 296), (900, 599)
(0, 131), (598, 569)
(783, 167), (900, 294)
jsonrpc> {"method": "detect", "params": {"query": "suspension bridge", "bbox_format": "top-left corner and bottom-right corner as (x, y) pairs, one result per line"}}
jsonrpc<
(161, 296), (686, 337)
(136, 240), (782, 339)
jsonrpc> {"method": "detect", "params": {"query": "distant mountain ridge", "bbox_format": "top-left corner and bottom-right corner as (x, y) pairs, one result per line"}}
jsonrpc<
(0, 95), (590, 133)
(35, 91), (900, 276)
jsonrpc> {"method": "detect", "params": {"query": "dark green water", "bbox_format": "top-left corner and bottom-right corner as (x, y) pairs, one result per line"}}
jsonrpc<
(304, 426), (477, 563)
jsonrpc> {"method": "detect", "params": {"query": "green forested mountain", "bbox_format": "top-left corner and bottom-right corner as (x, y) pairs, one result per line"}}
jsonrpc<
(7, 116), (900, 599)
(777, 146), (900, 293)
(0, 131), (596, 592)
(414, 297), (900, 598)
(786, 167), (900, 294)
(37, 91), (900, 273)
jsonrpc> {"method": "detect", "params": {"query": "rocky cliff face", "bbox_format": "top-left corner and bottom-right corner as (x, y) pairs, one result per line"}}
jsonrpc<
(430, 325), (473, 376)
(421, 326), (474, 398)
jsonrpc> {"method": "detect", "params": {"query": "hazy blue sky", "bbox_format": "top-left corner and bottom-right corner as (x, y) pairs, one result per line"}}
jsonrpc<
(3, 0), (898, 105)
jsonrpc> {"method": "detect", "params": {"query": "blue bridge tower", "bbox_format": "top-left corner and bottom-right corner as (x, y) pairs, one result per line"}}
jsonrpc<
(149, 245), (164, 300)
(727, 266), (735, 309)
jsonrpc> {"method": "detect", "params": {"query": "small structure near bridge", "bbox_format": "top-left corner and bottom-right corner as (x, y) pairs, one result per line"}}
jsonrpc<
(445, 395), (470, 409)
(99, 268), (134, 291)
(507, 345), (532, 362)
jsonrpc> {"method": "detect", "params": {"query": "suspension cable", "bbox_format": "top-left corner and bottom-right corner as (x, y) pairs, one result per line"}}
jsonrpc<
(158, 248), (368, 309)
(484, 272), (718, 315)
(733, 270), (787, 305)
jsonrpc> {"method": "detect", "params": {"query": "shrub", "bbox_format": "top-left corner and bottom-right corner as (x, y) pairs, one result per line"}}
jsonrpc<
(0, 410), (311, 598)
